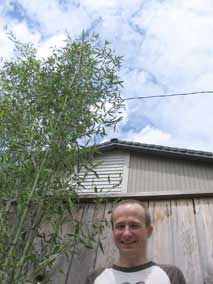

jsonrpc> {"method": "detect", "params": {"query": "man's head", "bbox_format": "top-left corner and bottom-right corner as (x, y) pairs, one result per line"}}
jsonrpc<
(111, 199), (153, 261)
(111, 199), (151, 228)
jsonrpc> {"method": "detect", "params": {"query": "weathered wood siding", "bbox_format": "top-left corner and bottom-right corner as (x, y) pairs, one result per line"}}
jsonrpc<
(128, 152), (213, 192)
(50, 198), (213, 284)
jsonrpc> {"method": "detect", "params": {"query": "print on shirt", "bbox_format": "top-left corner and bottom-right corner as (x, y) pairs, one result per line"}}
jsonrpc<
(121, 282), (145, 284)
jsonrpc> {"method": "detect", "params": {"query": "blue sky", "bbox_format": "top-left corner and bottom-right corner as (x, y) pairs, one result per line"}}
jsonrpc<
(1, 0), (213, 151)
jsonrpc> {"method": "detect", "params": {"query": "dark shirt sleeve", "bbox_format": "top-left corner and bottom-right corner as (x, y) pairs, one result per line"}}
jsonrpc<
(160, 264), (187, 284)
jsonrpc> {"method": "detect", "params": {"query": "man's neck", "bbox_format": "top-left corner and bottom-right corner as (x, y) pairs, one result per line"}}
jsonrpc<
(116, 254), (149, 268)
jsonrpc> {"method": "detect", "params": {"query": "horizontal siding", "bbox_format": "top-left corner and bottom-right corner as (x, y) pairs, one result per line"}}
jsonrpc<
(128, 152), (213, 193)
(78, 151), (129, 193)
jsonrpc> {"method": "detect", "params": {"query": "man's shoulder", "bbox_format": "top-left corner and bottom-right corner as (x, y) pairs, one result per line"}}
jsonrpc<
(84, 263), (186, 284)
(84, 267), (108, 284)
(158, 264), (186, 284)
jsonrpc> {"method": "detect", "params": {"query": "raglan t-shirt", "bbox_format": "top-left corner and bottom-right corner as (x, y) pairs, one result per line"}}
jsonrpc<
(85, 262), (186, 284)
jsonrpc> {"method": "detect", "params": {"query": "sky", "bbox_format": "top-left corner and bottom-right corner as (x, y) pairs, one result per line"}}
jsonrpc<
(1, 0), (213, 152)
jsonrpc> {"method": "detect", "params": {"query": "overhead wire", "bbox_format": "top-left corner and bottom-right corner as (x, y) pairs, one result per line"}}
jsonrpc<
(124, 91), (213, 101)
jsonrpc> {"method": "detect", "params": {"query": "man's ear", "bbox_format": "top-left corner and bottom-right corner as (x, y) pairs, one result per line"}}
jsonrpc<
(146, 225), (153, 239)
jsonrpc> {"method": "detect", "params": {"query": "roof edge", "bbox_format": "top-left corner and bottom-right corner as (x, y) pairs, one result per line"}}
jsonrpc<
(95, 139), (213, 163)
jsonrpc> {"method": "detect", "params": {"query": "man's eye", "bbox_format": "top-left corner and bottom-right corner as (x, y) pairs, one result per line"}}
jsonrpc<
(115, 224), (125, 230)
(130, 224), (140, 229)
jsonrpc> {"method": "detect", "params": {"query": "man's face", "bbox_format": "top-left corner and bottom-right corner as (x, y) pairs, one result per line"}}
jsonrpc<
(112, 203), (153, 257)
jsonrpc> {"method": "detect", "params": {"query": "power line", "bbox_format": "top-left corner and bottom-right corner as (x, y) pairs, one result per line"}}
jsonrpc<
(124, 91), (213, 101)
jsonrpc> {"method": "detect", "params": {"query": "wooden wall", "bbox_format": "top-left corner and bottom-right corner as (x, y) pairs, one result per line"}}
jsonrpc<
(48, 197), (213, 284)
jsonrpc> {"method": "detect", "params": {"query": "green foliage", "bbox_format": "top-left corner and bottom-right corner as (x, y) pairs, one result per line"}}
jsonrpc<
(0, 32), (124, 283)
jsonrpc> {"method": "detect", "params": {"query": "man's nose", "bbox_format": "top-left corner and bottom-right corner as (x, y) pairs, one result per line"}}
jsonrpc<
(123, 226), (132, 236)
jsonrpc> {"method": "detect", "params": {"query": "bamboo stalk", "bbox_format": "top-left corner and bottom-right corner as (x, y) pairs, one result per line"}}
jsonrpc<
(0, 151), (48, 283)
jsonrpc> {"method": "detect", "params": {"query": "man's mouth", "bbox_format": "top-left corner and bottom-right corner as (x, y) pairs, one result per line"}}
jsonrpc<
(121, 241), (136, 245)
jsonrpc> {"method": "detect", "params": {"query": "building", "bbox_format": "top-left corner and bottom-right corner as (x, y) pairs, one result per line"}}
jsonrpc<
(51, 139), (213, 284)
(80, 138), (213, 197)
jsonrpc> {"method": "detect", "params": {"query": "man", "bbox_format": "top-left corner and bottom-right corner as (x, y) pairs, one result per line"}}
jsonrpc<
(85, 199), (186, 284)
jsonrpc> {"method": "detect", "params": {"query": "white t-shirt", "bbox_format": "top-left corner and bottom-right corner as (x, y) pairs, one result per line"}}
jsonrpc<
(94, 262), (171, 284)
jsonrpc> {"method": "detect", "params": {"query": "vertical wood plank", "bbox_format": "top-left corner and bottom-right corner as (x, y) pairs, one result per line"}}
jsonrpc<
(194, 198), (213, 284)
(65, 203), (105, 284)
(148, 200), (173, 264)
(171, 200), (203, 284)
(94, 202), (118, 269)
(50, 204), (85, 284)
(88, 202), (107, 273)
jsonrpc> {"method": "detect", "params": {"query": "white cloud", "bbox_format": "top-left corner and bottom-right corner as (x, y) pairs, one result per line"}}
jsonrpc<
(12, 22), (41, 45)
(0, 8), (41, 60)
(131, 0), (213, 90)
(37, 33), (66, 59)
(122, 125), (173, 146)
(81, 0), (141, 16)
(81, 0), (116, 12)
(1, 0), (213, 152)
(16, 0), (91, 36)
(0, 23), (14, 59)
(116, 0), (213, 151)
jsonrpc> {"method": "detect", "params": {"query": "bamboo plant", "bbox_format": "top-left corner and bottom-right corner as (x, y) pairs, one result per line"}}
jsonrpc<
(0, 32), (124, 283)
